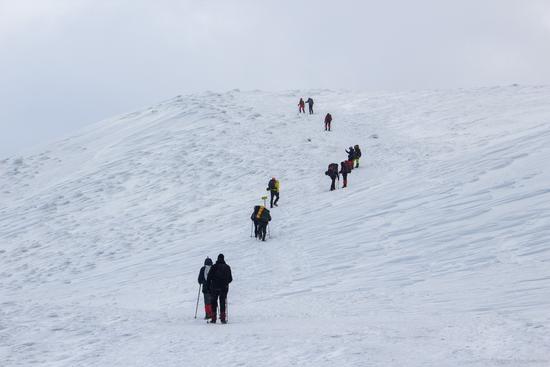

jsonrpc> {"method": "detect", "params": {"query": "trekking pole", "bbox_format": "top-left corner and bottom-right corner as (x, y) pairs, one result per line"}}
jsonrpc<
(194, 284), (202, 319)
(226, 296), (229, 323)
(268, 224), (271, 238)
(250, 222), (253, 238)
(261, 195), (268, 207)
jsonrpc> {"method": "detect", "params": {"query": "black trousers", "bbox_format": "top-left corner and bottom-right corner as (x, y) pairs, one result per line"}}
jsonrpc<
(270, 190), (279, 207)
(253, 220), (259, 238)
(211, 290), (228, 320)
(330, 177), (337, 191)
(258, 221), (267, 240)
(308, 105), (313, 114)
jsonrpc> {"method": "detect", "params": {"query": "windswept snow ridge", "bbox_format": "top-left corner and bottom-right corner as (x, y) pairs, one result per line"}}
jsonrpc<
(1, 87), (550, 366)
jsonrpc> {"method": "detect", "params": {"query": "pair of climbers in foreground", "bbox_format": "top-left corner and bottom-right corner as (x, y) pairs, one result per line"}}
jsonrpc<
(298, 98), (314, 114)
(324, 144), (362, 191)
(197, 254), (233, 324)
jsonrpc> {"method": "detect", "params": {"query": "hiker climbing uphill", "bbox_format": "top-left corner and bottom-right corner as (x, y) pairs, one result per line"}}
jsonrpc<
(298, 98), (305, 114)
(251, 206), (260, 239)
(324, 113), (332, 131)
(325, 163), (339, 191)
(354, 144), (362, 168)
(342, 147), (355, 173)
(340, 161), (350, 188)
(197, 257), (214, 320)
(251, 205), (271, 241)
(346, 146), (356, 162)
(206, 254), (232, 324)
(266, 177), (280, 208)
(306, 97), (314, 114)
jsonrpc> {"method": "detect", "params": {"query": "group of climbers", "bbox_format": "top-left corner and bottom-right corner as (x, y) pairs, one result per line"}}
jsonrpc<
(325, 145), (362, 191)
(197, 254), (233, 324)
(249, 176), (279, 241)
(195, 96), (366, 325)
(298, 97), (314, 114)
(197, 180), (278, 325)
(297, 98), (333, 132)
(196, 179), (278, 324)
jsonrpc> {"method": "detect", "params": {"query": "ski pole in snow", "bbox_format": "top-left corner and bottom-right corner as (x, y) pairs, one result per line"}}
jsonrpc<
(226, 296), (229, 323)
(194, 284), (201, 319)
(250, 222), (253, 238)
(268, 224), (271, 238)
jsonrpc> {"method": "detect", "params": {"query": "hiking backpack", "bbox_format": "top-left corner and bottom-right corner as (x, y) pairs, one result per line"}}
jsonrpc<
(341, 162), (350, 174)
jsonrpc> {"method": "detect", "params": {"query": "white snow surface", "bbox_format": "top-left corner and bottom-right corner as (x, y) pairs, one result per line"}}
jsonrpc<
(1, 87), (550, 366)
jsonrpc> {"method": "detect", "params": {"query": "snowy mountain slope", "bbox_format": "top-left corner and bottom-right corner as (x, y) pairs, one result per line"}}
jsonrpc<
(1, 86), (550, 366)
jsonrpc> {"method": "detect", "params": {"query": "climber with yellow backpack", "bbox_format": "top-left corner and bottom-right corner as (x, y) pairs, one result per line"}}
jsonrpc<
(251, 205), (272, 241)
(266, 177), (280, 208)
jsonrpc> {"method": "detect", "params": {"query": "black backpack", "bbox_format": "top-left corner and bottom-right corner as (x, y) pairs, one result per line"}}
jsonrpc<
(325, 163), (338, 178)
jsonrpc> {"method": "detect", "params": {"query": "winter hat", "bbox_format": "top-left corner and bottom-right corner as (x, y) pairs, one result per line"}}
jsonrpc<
(217, 253), (224, 262)
(204, 257), (213, 266)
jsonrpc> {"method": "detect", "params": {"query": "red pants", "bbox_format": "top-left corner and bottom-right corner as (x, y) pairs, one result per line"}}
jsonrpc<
(204, 293), (214, 318)
(299, 106), (305, 113)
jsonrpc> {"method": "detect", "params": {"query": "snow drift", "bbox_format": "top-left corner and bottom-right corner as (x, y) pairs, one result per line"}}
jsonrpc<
(1, 86), (549, 366)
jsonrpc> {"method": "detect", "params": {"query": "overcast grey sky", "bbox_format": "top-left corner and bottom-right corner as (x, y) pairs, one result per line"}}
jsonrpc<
(1, 0), (550, 157)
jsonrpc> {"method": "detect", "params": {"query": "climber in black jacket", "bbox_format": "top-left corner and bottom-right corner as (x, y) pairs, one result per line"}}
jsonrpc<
(325, 163), (339, 191)
(346, 146), (356, 162)
(206, 254), (233, 324)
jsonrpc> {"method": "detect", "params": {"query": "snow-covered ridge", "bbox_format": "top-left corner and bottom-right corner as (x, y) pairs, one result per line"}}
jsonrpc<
(1, 87), (549, 366)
